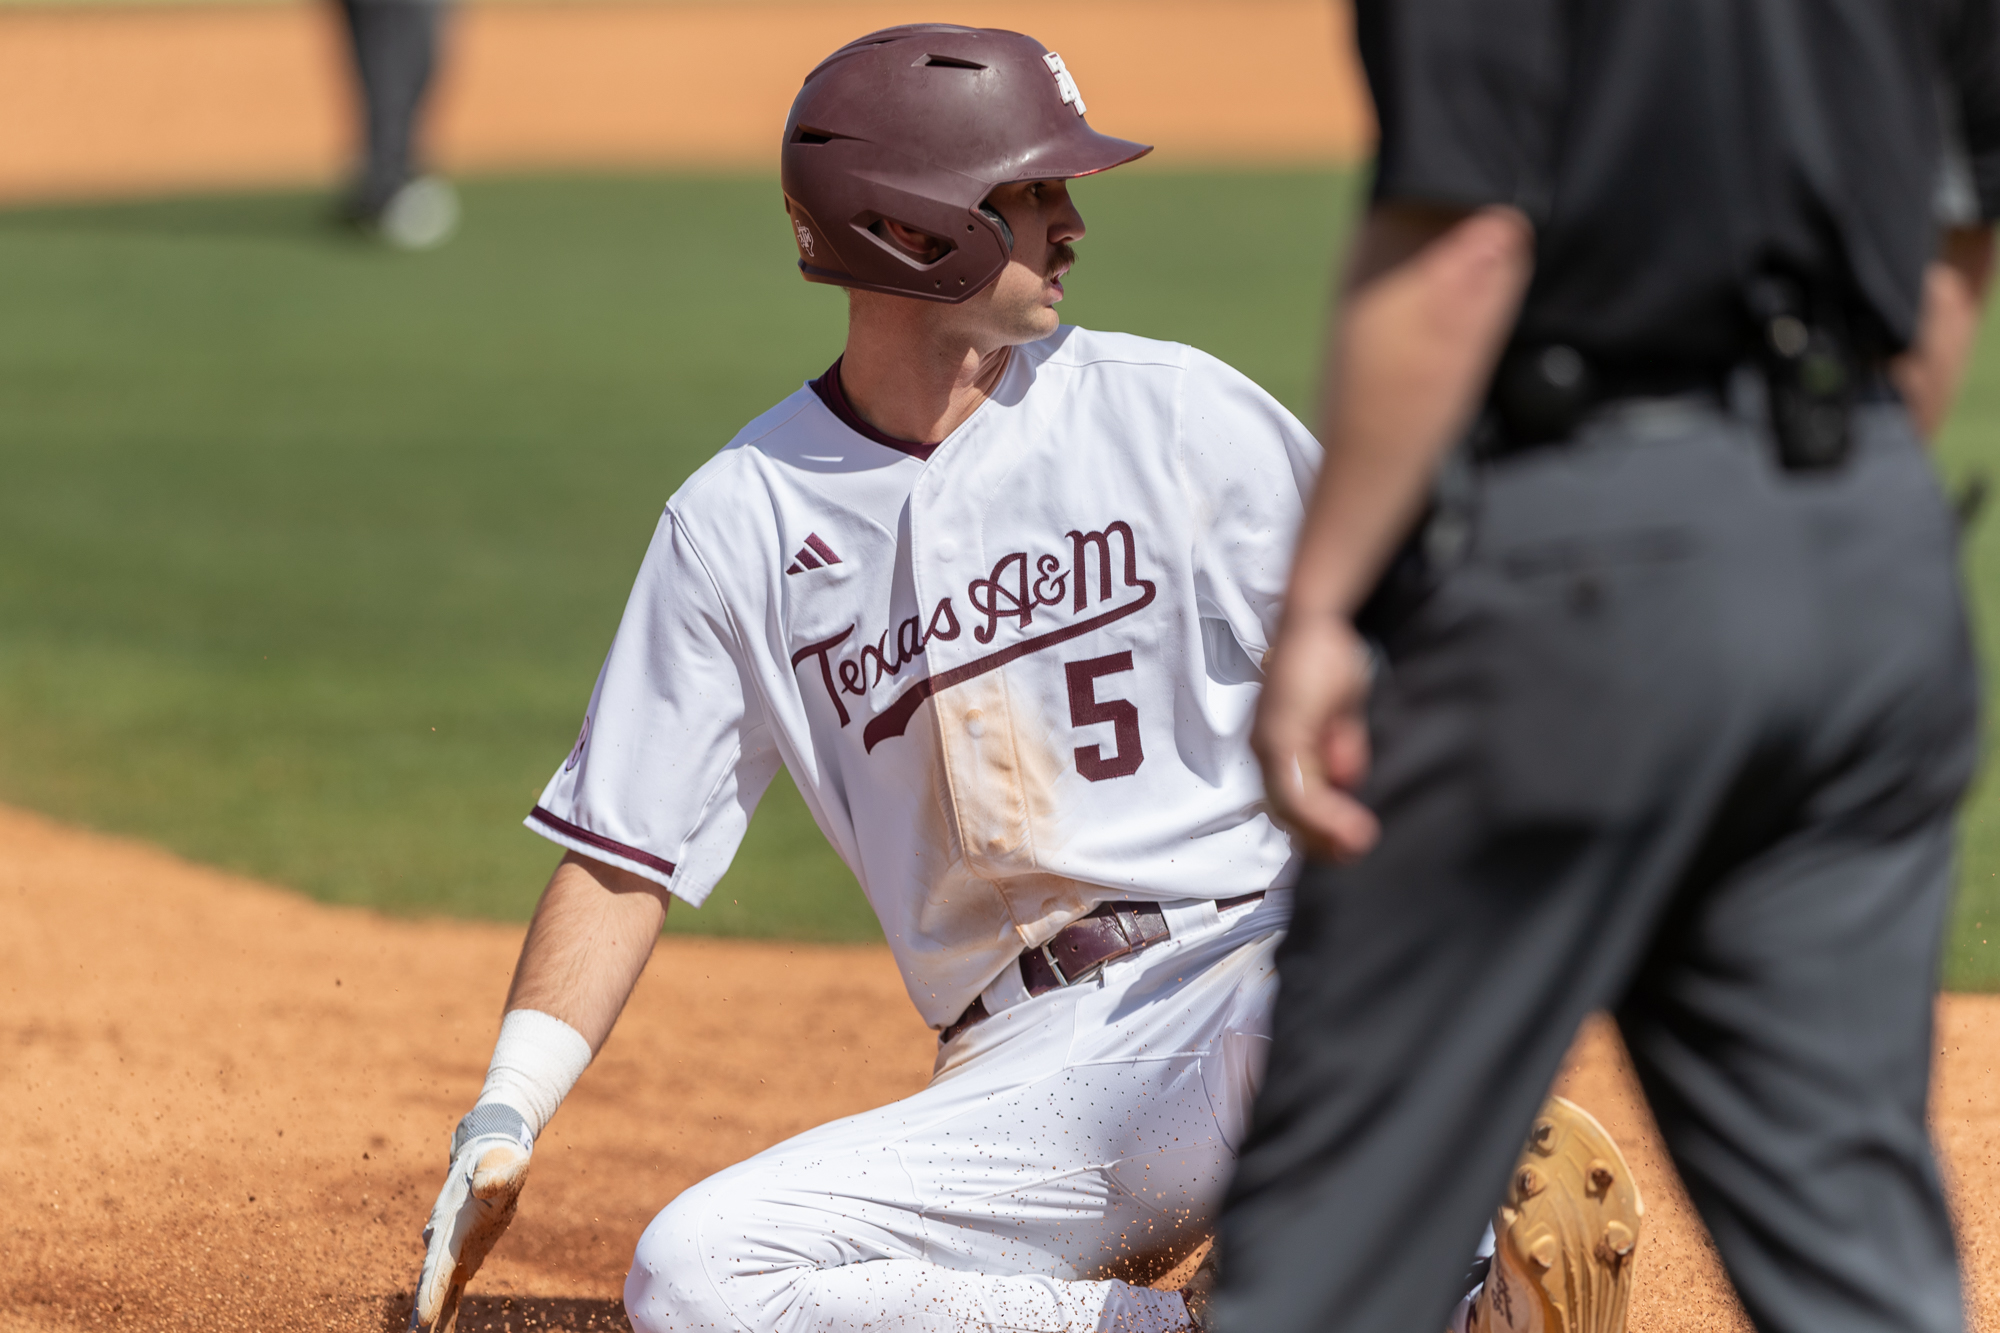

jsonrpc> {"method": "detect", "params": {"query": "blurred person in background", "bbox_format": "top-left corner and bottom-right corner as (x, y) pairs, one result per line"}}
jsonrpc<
(336, 0), (459, 248)
(1215, 2), (1999, 1333)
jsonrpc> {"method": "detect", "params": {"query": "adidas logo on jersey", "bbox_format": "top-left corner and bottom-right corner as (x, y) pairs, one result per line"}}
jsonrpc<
(786, 533), (844, 576)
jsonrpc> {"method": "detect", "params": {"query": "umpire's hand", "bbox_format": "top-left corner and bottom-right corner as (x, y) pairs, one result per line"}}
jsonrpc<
(1252, 613), (1381, 860)
(410, 1125), (533, 1332)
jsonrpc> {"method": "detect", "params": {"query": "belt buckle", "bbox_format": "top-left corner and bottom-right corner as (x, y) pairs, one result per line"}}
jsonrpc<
(1038, 941), (1073, 987)
(1040, 941), (1123, 991)
(1038, 941), (1114, 989)
(1033, 903), (1170, 993)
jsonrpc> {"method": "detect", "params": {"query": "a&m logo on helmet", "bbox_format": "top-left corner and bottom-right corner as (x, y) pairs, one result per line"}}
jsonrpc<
(795, 219), (816, 258)
(1042, 51), (1087, 116)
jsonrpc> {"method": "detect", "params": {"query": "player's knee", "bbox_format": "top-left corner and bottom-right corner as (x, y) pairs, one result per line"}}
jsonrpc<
(625, 1171), (799, 1333)
(625, 1181), (737, 1333)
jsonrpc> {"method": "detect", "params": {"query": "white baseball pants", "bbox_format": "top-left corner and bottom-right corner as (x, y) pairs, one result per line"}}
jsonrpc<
(624, 893), (1291, 1333)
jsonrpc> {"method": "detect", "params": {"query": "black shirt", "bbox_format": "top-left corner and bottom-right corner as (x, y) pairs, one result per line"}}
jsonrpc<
(1356, 0), (2000, 366)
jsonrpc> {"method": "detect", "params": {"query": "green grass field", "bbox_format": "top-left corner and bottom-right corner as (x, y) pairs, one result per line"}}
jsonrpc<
(4, 169), (1999, 986)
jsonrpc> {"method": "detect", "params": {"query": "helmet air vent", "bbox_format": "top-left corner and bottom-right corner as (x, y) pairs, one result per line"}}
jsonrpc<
(920, 55), (987, 70)
(861, 216), (953, 268)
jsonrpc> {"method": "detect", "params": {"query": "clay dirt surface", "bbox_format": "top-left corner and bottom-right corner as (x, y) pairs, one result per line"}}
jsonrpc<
(3, 802), (1997, 1333)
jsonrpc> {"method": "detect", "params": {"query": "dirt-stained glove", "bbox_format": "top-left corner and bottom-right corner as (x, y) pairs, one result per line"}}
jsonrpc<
(410, 1106), (536, 1333)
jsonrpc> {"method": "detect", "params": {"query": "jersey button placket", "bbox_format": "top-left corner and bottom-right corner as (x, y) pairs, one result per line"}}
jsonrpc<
(913, 464), (1026, 878)
(908, 473), (951, 677)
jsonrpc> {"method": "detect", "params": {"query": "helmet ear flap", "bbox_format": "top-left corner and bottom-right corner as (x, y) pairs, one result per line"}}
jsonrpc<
(977, 203), (1016, 254)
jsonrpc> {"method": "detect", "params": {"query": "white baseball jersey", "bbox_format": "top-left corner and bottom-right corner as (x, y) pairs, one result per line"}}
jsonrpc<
(527, 325), (1318, 1028)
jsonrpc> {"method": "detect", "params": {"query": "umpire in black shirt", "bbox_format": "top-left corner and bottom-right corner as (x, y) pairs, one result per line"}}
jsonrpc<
(1214, 3), (1997, 1333)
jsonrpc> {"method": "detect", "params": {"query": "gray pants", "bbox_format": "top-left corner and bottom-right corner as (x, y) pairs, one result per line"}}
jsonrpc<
(338, 0), (447, 218)
(1214, 396), (1978, 1333)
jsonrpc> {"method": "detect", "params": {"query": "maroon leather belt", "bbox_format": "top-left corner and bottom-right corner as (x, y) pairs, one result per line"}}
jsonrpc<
(940, 893), (1265, 1045)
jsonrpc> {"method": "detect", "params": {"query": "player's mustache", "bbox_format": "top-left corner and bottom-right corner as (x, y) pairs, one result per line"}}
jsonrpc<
(1046, 243), (1076, 280)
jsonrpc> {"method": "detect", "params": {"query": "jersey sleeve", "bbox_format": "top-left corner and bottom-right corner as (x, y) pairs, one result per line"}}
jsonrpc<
(1175, 349), (1322, 668)
(1353, 0), (1570, 221)
(526, 506), (781, 907)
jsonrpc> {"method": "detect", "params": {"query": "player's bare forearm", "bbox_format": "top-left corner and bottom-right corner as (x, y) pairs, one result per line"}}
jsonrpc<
(503, 851), (672, 1055)
(1892, 225), (1994, 441)
(409, 852), (659, 1333)
(1254, 203), (1533, 858)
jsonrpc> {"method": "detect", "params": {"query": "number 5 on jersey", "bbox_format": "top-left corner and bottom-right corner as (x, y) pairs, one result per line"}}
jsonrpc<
(1066, 651), (1143, 781)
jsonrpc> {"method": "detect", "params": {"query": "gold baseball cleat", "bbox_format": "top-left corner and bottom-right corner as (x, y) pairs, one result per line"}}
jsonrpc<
(1469, 1096), (1644, 1333)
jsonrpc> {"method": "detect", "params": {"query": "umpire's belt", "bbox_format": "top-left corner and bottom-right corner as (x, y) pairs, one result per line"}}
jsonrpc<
(940, 893), (1264, 1045)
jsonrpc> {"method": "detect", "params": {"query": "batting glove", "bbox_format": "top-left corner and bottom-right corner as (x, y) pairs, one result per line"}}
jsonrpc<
(410, 1105), (535, 1333)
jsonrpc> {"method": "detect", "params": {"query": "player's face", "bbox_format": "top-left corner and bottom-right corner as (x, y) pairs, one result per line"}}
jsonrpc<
(967, 179), (1085, 344)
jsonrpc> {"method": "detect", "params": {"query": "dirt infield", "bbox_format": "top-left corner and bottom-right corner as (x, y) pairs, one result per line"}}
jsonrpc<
(0, 0), (1372, 203)
(3, 800), (1997, 1333)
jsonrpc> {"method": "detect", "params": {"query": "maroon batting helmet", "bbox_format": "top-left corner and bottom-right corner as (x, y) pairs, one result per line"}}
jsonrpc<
(780, 25), (1152, 303)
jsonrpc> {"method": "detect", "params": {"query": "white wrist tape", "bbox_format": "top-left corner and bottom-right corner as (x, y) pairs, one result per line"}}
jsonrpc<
(472, 1008), (592, 1142)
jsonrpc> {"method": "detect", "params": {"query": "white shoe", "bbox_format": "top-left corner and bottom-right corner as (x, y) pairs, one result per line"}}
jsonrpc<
(377, 176), (461, 250)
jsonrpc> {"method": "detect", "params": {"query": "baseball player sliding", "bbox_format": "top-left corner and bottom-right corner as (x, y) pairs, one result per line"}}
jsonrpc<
(410, 25), (1643, 1333)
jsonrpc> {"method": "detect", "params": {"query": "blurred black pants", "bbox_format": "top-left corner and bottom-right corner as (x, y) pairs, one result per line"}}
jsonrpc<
(338, 0), (446, 217)
(1213, 396), (1977, 1333)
